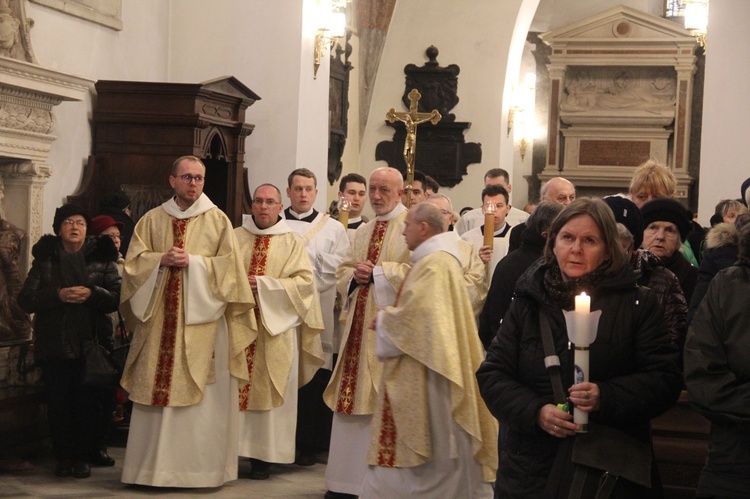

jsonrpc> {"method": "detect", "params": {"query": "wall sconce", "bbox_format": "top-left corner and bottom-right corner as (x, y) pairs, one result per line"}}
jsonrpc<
(314, 1), (347, 79)
(509, 73), (536, 161)
(684, 0), (708, 48)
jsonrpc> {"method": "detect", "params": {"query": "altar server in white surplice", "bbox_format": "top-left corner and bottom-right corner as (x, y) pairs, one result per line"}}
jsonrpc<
(461, 185), (513, 279)
(283, 168), (350, 466)
(361, 203), (497, 499)
(236, 183), (325, 480)
(323, 167), (411, 498)
(120, 156), (255, 488)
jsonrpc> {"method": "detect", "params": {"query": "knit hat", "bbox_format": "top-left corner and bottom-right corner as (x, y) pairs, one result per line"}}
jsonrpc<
(640, 198), (691, 241)
(89, 215), (124, 236)
(741, 177), (750, 207)
(604, 196), (643, 249)
(99, 192), (130, 212)
(53, 204), (90, 235)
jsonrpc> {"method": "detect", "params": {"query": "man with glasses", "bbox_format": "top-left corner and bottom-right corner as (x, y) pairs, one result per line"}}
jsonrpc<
(235, 183), (325, 480)
(425, 194), (487, 316)
(120, 155), (255, 488)
(283, 168), (350, 467)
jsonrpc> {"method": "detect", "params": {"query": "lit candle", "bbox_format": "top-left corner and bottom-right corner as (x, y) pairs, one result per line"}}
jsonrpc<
(483, 201), (496, 249)
(573, 291), (591, 432)
(575, 292), (590, 314)
(338, 196), (350, 228)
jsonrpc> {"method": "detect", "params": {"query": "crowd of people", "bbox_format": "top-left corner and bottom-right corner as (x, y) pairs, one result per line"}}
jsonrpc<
(18, 155), (750, 499)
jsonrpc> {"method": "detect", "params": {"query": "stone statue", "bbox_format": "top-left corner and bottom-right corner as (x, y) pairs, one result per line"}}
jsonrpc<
(0, 218), (30, 342)
(0, 179), (31, 343)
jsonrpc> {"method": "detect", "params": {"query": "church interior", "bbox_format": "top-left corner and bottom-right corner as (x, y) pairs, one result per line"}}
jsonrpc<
(0, 0), (743, 497)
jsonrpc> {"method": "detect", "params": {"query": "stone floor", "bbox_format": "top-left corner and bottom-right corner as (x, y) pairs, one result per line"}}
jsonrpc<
(0, 444), (328, 499)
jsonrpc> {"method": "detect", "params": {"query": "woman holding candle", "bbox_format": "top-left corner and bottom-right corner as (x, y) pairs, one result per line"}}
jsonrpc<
(477, 198), (681, 499)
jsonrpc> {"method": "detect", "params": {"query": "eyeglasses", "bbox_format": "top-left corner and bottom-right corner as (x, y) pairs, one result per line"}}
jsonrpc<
(252, 198), (280, 206)
(62, 219), (87, 227)
(175, 174), (205, 185)
(106, 234), (121, 240)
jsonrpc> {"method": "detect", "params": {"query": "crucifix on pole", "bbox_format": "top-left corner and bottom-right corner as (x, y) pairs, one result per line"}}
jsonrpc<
(386, 88), (442, 207)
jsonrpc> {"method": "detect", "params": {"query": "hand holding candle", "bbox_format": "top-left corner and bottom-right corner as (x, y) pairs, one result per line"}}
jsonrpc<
(562, 292), (601, 433)
(483, 201), (496, 249)
(338, 196), (351, 228)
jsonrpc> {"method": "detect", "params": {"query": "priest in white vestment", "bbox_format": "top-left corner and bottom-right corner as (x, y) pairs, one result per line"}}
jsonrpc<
(362, 203), (498, 499)
(235, 183), (325, 479)
(120, 156), (255, 488)
(461, 184), (513, 279)
(284, 169), (350, 465)
(323, 167), (411, 497)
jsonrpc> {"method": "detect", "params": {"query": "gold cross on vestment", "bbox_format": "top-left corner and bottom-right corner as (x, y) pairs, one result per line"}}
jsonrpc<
(386, 88), (441, 207)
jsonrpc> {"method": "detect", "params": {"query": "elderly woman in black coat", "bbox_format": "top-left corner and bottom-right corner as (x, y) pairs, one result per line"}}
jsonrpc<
(18, 204), (121, 479)
(477, 198), (681, 499)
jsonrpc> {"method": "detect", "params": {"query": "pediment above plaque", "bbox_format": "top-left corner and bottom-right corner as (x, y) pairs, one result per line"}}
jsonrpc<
(541, 5), (695, 44)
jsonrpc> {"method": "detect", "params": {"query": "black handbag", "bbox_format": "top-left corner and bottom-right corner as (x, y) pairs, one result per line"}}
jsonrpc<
(81, 337), (119, 386)
(539, 308), (653, 499)
(110, 313), (131, 375)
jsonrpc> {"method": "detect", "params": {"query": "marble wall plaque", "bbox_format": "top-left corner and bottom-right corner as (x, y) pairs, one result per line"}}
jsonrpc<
(579, 139), (651, 166)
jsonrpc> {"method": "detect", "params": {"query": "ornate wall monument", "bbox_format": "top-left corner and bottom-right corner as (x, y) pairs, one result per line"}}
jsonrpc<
(0, 0), (91, 358)
(539, 6), (697, 199)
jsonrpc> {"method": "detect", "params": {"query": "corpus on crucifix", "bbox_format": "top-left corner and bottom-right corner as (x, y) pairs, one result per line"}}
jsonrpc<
(386, 88), (441, 206)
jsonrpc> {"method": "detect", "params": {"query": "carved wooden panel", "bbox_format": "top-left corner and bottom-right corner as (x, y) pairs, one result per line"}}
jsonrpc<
(69, 77), (260, 226)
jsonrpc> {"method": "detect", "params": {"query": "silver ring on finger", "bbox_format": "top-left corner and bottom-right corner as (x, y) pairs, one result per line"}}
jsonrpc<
(553, 425), (558, 431)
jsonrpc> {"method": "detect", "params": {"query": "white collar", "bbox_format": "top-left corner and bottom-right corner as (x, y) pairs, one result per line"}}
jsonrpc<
(287, 207), (315, 219)
(161, 193), (215, 219)
(375, 203), (407, 222)
(410, 231), (461, 265)
(241, 214), (293, 235)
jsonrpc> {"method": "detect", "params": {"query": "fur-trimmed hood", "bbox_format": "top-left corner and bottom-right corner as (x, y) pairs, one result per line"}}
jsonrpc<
(31, 234), (119, 262)
(706, 222), (739, 250)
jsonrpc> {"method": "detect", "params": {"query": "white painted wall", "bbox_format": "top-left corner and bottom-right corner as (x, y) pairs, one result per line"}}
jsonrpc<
(24, 0), (170, 236)
(358, 0), (530, 218)
(169, 0), (329, 212)
(697, 0), (750, 224)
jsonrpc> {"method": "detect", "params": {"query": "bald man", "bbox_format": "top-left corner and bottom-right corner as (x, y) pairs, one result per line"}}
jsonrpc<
(507, 177), (576, 253)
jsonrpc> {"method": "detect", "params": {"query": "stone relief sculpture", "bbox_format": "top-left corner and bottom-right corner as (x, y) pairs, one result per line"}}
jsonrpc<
(560, 67), (676, 114)
(0, 0), (38, 63)
(0, 179), (31, 344)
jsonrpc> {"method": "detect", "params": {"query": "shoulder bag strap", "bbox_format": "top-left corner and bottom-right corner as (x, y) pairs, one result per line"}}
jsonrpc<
(539, 306), (567, 405)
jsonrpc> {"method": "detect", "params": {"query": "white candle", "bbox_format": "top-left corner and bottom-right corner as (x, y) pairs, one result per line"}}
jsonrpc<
(575, 292), (590, 315)
(573, 291), (591, 432)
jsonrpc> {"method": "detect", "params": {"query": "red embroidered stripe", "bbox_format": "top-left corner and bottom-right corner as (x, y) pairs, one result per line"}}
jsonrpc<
(151, 217), (189, 406)
(335, 221), (388, 413)
(376, 390), (397, 467)
(238, 235), (271, 409)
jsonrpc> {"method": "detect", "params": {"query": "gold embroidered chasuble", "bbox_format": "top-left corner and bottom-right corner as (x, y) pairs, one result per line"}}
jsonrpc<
(235, 217), (324, 411)
(368, 243), (498, 482)
(120, 194), (255, 407)
(455, 235), (489, 316)
(323, 206), (410, 415)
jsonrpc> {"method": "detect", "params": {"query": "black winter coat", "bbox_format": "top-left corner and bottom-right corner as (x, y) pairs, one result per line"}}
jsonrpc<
(478, 227), (546, 349)
(685, 261), (750, 498)
(688, 222), (739, 322)
(633, 249), (688, 350)
(476, 260), (682, 499)
(18, 234), (121, 362)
